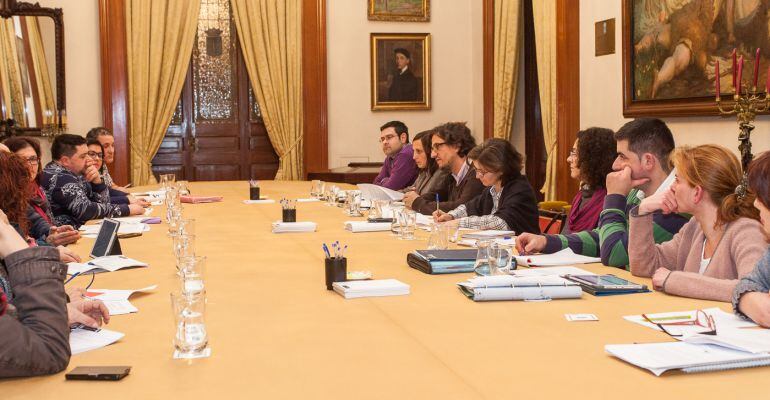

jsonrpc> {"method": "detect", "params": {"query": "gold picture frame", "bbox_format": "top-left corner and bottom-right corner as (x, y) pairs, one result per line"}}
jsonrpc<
(370, 33), (431, 111)
(368, 0), (430, 22)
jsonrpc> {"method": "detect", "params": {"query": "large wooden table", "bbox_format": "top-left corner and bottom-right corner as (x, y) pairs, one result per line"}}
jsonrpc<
(4, 181), (766, 399)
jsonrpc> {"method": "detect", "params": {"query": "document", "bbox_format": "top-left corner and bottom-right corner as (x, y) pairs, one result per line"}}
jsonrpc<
(67, 255), (149, 275)
(79, 222), (149, 238)
(333, 279), (410, 299)
(685, 329), (770, 354)
(271, 221), (317, 233)
(462, 230), (516, 240)
(296, 198), (321, 203)
(457, 236), (516, 248)
(85, 285), (158, 315)
(624, 307), (757, 337)
(457, 275), (582, 301)
(243, 199), (275, 204)
(514, 248), (601, 267)
(344, 221), (391, 233)
(512, 266), (596, 277)
(605, 342), (770, 376)
(70, 327), (125, 355)
(357, 183), (405, 201)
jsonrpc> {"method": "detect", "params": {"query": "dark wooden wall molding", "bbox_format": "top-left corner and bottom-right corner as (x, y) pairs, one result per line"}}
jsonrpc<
(555, 0), (579, 201)
(302, 0), (328, 177)
(98, 0), (130, 185)
(482, 0), (494, 140)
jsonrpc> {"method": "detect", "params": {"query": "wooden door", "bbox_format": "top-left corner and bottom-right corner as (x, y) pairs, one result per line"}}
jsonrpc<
(151, 0), (278, 181)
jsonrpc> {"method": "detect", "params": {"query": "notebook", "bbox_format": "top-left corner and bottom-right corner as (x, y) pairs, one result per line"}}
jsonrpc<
(564, 274), (649, 296)
(406, 249), (478, 274)
(271, 221), (317, 233)
(457, 275), (582, 301)
(332, 279), (410, 299)
(515, 248), (601, 267)
(344, 221), (391, 233)
(605, 341), (770, 376)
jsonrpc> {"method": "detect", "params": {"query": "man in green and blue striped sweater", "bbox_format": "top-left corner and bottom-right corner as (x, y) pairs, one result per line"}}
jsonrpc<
(516, 118), (690, 269)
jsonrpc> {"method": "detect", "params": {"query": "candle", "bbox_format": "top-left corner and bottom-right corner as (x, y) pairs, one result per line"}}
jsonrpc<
(737, 56), (744, 96)
(732, 48), (737, 89)
(714, 61), (720, 101)
(754, 48), (761, 89)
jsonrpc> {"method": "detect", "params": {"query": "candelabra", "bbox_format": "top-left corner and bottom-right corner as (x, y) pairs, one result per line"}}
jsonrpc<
(40, 109), (66, 139)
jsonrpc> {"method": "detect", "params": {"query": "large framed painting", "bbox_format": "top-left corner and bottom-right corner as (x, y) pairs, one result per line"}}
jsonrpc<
(622, 0), (768, 117)
(370, 33), (431, 111)
(368, 0), (430, 22)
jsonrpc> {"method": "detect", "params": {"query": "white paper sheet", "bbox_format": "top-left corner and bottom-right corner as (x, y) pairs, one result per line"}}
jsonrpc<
(624, 307), (757, 337)
(243, 199), (276, 204)
(344, 221), (391, 232)
(271, 221), (317, 233)
(512, 266), (596, 277)
(357, 184), (405, 201)
(70, 327), (125, 355)
(514, 248), (601, 267)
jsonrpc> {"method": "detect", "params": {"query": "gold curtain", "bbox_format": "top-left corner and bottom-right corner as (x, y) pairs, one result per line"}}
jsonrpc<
(532, 0), (558, 201)
(26, 16), (56, 126)
(493, 0), (522, 140)
(231, 0), (304, 180)
(0, 19), (26, 126)
(126, 0), (200, 185)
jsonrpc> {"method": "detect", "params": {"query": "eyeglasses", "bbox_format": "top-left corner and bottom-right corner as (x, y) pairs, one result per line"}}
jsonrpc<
(568, 149), (577, 158)
(87, 151), (104, 159)
(641, 309), (716, 337)
(379, 134), (397, 143)
(475, 168), (495, 177)
(431, 142), (448, 151)
(23, 156), (39, 166)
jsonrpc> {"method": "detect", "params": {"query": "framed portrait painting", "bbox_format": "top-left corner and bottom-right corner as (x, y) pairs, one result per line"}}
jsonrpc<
(622, 0), (768, 117)
(368, 0), (430, 22)
(371, 33), (431, 111)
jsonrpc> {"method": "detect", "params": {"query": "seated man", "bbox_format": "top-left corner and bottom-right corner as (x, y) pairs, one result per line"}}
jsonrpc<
(404, 122), (485, 215)
(41, 134), (144, 228)
(373, 121), (418, 191)
(516, 118), (690, 268)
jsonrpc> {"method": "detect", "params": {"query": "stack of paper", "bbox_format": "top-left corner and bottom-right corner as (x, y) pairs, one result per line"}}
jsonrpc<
(70, 327), (125, 355)
(296, 198), (321, 203)
(243, 199), (275, 204)
(512, 266), (596, 277)
(132, 190), (164, 205)
(79, 223), (149, 238)
(462, 230), (516, 240)
(332, 279), (410, 299)
(624, 307), (757, 337)
(515, 248), (601, 267)
(344, 221), (391, 233)
(67, 256), (149, 275)
(84, 285), (158, 315)
(271, 221), (317, 233)
(457, 275), (582, 301)
(457, 236), (516, 248)
(357, 184), (405, 201)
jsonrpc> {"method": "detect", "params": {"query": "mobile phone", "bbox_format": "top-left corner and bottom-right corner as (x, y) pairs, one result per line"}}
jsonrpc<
(65, 366), (131, 381)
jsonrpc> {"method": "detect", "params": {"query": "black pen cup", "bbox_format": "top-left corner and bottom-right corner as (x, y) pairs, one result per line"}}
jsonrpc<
(325, 257), (347, 290)
(282, 208), (297, 222)
(249, 186), (261, 200)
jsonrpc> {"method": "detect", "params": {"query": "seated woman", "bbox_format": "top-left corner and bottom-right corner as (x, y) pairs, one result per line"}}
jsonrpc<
(733, 151), (770, 326)
(0, 212), (110, 377)
(402, 130), (449, 195)
(562, 127), (616, 234)
(434, 138), (540, 234)
(86, 139), (134, 206)
(4, 137), (80, 246)
(629, 144), (766, 302)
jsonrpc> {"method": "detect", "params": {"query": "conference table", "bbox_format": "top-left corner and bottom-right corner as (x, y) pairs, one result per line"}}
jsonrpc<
(4, 181), (767, 399)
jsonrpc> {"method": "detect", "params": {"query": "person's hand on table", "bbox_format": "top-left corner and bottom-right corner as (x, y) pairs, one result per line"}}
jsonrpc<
(403, 191), (419, 208)
(66, 286), (87, 301)
(57, 246), (81, 263)
(651, 267), (672, 290)
(47, 225), (80, 246)
(638, 188), (678, 215)
(606, 166), (650, 196)
(433, 210), (454, 223)
(67, 299), (110, 328)
(515, 233), (547, 255)
(128, 203), (145, 215)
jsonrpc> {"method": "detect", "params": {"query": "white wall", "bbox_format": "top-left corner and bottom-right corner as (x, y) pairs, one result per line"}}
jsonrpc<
(327, 0), (484, 168)
(580, 0), (770, 156)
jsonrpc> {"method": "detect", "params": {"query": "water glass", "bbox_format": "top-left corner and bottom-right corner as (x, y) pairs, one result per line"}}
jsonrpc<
(427, 223), (449, 250)
(310, 180), (323, 198)
(173, 234), (196, 272)
(488, 242), (514, 275)
(390, 204), (404, 236)
(171, 291), (208, 355)
(165, 186), (180, 212)
(170, 218), (195, 238)
(399, 209), (417, 240)
(474, 239), (493, 275)
(179, 255), (206, 295)
(345, 190), (362, 217)
(160, 173), (176, 191)
(176, 181), (191, 196)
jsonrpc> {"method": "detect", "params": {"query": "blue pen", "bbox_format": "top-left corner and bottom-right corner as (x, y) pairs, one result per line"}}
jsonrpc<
(322, 243), (331, 258)
(64, 272), (81, 285)
(435, 193), (440, 214)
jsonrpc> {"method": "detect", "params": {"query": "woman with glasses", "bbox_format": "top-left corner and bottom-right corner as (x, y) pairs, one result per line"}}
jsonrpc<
(733, 151), (770, 326)
(434, 138), (540, 234)
(3, 137), (80, 246)
(629, 144), (766, 302)
(563, 128), (616, 234)
(401, 130), (449, 195)
(86, 139), (148, 207)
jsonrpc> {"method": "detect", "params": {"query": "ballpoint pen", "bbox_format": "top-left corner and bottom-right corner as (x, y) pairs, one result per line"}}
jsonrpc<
(435, 193), (440, 215)
(322, 243), (331, 258)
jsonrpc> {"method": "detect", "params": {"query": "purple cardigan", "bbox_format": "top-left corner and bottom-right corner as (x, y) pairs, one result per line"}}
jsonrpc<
(373, 144), (418, 190)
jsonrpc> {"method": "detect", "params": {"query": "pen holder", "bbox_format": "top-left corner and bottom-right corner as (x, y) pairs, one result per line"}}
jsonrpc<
(249, 186), (261, 200)
(325, 257), (347, 290)
(282, 208), (297, 223)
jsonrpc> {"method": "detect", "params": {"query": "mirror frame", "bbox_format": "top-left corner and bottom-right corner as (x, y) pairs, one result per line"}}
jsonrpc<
(0, 0), (65, 139)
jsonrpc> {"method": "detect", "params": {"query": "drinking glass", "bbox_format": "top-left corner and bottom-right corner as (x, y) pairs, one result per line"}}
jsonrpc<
(160, 173), (176, 191)
(170, 218), (195, 238)
(176, 181), (191, 196)
(171, 291), (208, 355)
(173, 234), (196, 273)
(474, 239), (493, 275)
(345, 191), (362, 216)
(390, 204), (404, 236)
(399, 209), (417, 240)
(488, 242), (513, 275)
(179, 255), (206, 295)
(427, 223), (449, 250)
(310, 180), (323, 198)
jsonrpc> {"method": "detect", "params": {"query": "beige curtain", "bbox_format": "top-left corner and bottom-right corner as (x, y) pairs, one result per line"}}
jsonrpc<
(532, 0), (558, 201)
(26, 17), (56, 126)
(493, 0), (522, 140)
(0, 19), (26, 126)
(231, 0), (304, 180)
(126, 0), (200, 185)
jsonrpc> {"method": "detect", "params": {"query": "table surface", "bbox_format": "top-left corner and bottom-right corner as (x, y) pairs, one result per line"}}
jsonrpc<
(4, 181), (766, 399)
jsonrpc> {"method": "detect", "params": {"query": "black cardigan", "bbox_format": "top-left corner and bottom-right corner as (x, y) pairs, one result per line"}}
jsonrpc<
(463, 174), (541, 234)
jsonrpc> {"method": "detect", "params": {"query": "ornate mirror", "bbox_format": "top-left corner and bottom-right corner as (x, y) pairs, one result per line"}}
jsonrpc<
(0, 0), (65, 140)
